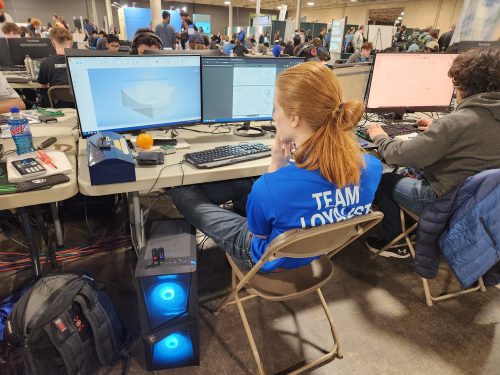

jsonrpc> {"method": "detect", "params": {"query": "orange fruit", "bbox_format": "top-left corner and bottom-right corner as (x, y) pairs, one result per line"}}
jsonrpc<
(136, 133), (153, 149)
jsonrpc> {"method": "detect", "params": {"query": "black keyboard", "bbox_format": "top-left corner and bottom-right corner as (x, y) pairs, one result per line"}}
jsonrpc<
(6, 76), (31, 83)
(184, 143), (271, 169)
(357, 122), (419, 140)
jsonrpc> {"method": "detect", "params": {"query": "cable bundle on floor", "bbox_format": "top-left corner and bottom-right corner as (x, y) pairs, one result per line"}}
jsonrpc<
(0, 235), (132, 272)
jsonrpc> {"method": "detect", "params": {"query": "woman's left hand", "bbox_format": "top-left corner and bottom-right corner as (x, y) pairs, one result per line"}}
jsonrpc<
(268, 132), (292, 172)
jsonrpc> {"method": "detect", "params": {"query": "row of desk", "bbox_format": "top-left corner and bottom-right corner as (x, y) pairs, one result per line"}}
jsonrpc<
(0, 109), (275, 277)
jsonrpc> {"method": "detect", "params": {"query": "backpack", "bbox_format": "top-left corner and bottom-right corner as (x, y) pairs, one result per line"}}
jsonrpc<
(346, 42), (354, 53)
(5, 273), (129, 375)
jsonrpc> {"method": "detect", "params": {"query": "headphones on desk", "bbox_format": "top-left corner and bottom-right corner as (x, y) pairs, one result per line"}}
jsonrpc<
(130, 30), (163, 54)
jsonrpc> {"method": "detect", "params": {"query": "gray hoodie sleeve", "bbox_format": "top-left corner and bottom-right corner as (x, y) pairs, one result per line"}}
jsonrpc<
(372, 119), (448, 168)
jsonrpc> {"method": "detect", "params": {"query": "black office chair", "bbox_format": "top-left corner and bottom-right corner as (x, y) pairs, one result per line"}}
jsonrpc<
(47, 85), (75, 108)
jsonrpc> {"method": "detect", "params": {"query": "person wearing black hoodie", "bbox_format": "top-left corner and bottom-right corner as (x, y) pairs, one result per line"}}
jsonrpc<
(365, 48), (500, 256)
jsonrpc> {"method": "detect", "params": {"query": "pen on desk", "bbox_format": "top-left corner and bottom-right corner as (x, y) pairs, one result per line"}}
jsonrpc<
(36, 150), (58, 169)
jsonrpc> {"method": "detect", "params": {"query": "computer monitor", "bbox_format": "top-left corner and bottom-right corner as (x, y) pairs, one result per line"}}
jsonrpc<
(201, 57), (305, 123)
(456, 40), (500, 52)
(8, 38), (56, 65)
(365, 53), (458, 113)
(145, 49), (223, 57)
(0, 38), (13, 67)
(66, 54), (202, 138)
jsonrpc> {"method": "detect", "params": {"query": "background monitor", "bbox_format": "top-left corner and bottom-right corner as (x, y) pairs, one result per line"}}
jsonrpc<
(456, 40), (500, 52)
(365, 53), (458, 113)
(329, 17), (346, 53)
(0, 38), (13, 67)
(7, 38), (56, 65)
(67, 55), (202, 138)
(201, 57), (305, 123)
(145, 49), (222, 56)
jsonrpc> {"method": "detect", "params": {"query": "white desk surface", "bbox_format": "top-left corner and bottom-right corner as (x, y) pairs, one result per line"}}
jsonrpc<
(29, 108), (79, 139)
(78, 126), (275, 196)
(0, 135), (78, 210)
(10, 81), (45, 90)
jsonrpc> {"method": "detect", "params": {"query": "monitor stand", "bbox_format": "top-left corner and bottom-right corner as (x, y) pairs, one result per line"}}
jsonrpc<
(233, 121), (266, 137)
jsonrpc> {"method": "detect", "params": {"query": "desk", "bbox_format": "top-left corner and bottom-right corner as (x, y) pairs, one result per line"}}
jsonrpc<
(78, 125), (275, 250)
(10, 81), (45, 90)
(0, 135), (78, 277)
(29, 108), (79, 139)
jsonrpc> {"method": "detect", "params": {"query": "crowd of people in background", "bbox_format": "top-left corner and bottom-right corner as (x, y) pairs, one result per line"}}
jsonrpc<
(0, 0), (480, 110)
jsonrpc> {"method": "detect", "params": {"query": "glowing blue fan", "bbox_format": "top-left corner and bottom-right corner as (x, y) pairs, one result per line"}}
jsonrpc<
(142, 274), (190, 329)
(152, 332), (195, 367)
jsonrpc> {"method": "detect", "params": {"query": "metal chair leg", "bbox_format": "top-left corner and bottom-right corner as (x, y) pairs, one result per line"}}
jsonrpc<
(233, 278), (265, 375)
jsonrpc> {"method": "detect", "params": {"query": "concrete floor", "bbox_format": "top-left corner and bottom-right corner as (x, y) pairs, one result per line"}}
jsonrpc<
(1, 194), (499, 375)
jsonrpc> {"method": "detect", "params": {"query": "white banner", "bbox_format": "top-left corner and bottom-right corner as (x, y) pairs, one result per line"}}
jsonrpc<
(279, 5), (288, 21)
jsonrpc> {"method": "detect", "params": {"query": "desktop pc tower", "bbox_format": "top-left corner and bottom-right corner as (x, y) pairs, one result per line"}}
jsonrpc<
(135, 219), (199, 371)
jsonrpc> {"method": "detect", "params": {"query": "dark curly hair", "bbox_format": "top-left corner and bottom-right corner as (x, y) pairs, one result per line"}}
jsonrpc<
(448, 48), (500, 99)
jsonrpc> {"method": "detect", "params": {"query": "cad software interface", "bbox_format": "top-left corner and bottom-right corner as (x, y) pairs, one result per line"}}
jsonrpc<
(202, 57), (304, 123)
(67, 55), (201, 136)
(367, 53), (458, 111)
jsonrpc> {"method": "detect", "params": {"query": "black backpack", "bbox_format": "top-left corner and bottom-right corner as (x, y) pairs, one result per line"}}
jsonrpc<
(5, 273), (129, 375)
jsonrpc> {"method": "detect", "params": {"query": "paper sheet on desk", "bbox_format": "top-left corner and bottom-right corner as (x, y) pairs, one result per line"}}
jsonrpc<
(6, 151), (73, 183)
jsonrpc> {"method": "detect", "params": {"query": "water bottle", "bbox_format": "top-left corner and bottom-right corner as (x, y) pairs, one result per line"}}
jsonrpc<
(9, 107), (35, 155)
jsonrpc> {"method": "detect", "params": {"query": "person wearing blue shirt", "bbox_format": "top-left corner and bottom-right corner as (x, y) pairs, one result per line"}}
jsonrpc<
(223, 39), (235, 55)
(171, 62), (382, 272)
(271, 41), (282, 57)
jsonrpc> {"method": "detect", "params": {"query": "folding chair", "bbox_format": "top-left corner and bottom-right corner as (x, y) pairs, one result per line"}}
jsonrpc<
(47, 85), (75, 108)
(214, 212), (383, 374)
(372, 206), (486, 306)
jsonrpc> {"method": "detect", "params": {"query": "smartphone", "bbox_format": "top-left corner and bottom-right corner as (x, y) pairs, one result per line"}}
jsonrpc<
(38, 115), (58, 123)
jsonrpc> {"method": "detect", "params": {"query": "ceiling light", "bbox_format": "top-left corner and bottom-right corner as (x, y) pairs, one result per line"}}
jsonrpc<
(224, 1), (230, 4)
(182, 6), (187, 11)
(397, 16), (402, 20)
(307, 2), (314, 5)
(277, 5), (282, 9)
(401, 12), (405, 15)
(350, 0), (358, 2)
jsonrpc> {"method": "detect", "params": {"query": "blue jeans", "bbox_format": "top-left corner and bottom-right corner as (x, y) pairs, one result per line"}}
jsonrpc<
(170, 178), (256, 270)
(376, 173), (438, 241)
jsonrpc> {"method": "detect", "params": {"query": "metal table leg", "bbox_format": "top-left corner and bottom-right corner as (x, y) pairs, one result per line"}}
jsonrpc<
(17, 207), (42, 279)
(51, 202), (64, 248)
(128, 191), (144, 255)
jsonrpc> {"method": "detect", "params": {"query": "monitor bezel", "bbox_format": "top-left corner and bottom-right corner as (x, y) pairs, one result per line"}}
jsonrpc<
(7, 38), (56, 65)
(364, 52), (458, 113)
(66, 54), (203, 138)
(200, 56), (306, 124)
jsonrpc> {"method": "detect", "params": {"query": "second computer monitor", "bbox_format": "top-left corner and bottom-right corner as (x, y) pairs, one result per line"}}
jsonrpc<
(366, 53), (458, 113)
(0, 38), (13, 67)
(202, 57), (305, 123)
(8, 38), (56, 65)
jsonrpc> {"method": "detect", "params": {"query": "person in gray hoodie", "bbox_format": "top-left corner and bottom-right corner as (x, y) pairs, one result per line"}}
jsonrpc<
(365, 48), (500, 257)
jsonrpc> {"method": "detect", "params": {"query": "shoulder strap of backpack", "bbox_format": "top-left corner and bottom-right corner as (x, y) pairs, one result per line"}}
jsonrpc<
(42, 310), (88, 375)
(74, 284), (120, 366)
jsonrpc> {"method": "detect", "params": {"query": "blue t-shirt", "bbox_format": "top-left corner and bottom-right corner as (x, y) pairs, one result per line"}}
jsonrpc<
(271, 44), (281, 57)
(223, 43), (235, 56)
(246, 154), (382, 272)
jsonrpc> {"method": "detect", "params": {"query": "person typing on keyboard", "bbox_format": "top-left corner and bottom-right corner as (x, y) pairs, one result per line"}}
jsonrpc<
(365, 48), (500, 257)
(171, 62), (382, 272)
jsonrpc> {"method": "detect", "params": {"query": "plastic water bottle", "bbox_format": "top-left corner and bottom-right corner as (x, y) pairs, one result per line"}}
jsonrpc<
(9, 107), (35, 155)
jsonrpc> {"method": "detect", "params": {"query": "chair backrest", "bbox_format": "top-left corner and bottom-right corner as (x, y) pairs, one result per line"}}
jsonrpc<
(262, 211), (384, 262)
(47, 85), (74, 108)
